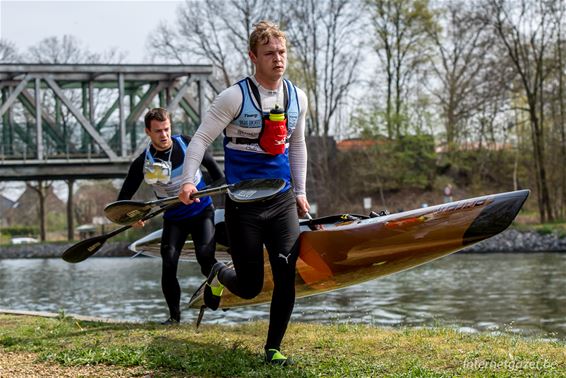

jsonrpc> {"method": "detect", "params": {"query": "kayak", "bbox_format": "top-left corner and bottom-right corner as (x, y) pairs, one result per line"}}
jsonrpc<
(128, 189), (529, 310)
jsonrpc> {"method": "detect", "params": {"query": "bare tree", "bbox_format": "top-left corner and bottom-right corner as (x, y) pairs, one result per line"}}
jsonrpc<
(284, 0), (362, 138)
(26, 35), (124, 64)
(27, 35), (87, 63)
(273, 0), (363, 212)
(488, 0), (555, 222)
(429, 1), (495, 151)
(26, 181), (51, 241)
(549, 1), (566, 219)
(0, 39), (19, 62)
(148, 0), (273, 87)
(367, 0), (436, 139)
(73, 181), (119, 226)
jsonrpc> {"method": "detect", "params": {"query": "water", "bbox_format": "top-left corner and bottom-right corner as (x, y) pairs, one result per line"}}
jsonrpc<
(0, 253), (564, 340)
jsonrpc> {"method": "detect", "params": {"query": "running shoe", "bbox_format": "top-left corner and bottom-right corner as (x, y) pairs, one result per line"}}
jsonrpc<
(204, 261), (225, 310)
(265, 348), (293, 366)
(160, 317), (180, 325)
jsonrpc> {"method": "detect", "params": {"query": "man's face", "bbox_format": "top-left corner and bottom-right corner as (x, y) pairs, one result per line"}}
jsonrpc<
(145, 118), (172, 151)
(249, 37), (287, 82)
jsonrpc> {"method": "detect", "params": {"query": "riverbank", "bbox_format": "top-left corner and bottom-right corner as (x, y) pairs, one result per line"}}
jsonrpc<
(465, 228), (566, 252)
(0, 313), (564, 377)
(1, 227), (565, 259)
(0, 241), (131, 259)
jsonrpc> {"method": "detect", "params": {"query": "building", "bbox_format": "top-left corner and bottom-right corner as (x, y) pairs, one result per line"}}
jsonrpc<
(0, 194), (15, 227)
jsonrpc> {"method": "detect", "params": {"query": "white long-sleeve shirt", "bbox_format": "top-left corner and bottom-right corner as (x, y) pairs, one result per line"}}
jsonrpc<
(182, 76), (309, 196)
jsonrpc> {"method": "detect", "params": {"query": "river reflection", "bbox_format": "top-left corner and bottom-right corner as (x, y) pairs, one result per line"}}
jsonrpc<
(0, 253), (564, 340)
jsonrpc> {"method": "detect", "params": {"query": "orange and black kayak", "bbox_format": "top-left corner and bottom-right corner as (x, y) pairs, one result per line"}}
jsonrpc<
(129, 189), (529, 310)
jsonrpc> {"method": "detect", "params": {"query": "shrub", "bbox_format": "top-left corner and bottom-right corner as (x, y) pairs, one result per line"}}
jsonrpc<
(0, 225), (38, 237)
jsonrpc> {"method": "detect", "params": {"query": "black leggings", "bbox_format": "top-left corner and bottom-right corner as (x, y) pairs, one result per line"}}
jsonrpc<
(161, 205), (216, 320)
(219, 189), (300, 351)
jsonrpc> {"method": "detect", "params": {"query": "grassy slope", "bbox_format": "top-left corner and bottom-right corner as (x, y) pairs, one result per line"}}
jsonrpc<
(0, 314), (564, 377)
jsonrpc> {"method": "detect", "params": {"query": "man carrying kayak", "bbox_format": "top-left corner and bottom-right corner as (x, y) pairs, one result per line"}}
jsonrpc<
(118, 107), (224, 325)
(179, 20), (309, 365)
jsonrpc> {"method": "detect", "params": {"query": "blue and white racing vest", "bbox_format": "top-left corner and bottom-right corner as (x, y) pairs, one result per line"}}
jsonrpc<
(223, 78), (300, 192)
(146, 135), (211, 220)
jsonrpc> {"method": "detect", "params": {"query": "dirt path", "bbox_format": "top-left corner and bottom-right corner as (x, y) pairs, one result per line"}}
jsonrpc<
(0, 350), (149, 378)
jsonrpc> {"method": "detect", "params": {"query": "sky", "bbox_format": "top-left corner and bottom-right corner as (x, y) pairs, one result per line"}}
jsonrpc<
(0, 0), (186, 201)
(0, 0), (184, 63)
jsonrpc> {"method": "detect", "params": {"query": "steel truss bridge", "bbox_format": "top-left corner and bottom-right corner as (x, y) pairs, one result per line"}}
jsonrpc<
(0, 63), (223, 182)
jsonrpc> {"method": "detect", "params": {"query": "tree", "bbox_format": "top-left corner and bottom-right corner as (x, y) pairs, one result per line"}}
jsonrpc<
(147, 0), (274, 87)
(74, 181), (120, 226)
(26, 35), (123, 64)
(284, 0), (363, 137)
(367, 0), (436, 139)
(549, 1), (566, 219)
(428, 0), (496, 151)
(0, 39), (19, 62)
(278, 0), (364, 211)
(26, 181), (51, 241)
(488, 0), (555, 222)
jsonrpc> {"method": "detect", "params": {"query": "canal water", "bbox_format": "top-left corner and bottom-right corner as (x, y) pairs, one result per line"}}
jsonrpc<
(0, 253), (564, 340)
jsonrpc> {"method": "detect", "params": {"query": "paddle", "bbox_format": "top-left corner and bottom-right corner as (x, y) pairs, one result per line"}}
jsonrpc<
(104, 178), (285, 225)
(61, 204), (174, 264)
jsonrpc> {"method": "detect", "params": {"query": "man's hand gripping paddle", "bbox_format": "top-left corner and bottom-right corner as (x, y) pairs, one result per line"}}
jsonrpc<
(61, 179), (285, 263)
(103, 178), (285, 225)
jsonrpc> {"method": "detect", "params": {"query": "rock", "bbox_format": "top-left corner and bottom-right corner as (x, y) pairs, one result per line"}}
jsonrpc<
(462, 229), (566, 253)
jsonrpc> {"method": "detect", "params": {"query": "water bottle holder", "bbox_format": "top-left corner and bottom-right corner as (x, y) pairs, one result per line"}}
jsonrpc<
(259, 118), (287, 156)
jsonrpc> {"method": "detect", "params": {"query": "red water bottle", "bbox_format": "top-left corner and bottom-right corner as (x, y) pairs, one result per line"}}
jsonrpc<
(259, 105), (287, 155)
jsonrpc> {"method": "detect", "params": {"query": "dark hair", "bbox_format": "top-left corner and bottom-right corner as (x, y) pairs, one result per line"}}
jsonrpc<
(144, 108), (170, 129)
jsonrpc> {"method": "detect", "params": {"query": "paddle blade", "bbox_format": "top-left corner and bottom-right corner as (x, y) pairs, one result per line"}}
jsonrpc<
(61, 234), (108, 263)
(228, 178), (286, 202)
(104, 201), (152, 225)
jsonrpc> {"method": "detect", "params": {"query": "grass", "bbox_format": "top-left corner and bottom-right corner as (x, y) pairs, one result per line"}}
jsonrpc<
(0, 314), (564, 377)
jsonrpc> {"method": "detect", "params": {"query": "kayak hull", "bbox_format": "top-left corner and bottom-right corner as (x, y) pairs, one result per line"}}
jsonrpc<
(129, 190), (529, 310)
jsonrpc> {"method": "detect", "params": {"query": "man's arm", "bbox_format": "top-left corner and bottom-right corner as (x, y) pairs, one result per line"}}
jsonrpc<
(117, 154), (146, 228)
(202, 148), (225, 184)
(179, 86), (241, 204)
(181, 134), (224, 185)
(117, 154), (145, 201)
(288, 87), (310, 217)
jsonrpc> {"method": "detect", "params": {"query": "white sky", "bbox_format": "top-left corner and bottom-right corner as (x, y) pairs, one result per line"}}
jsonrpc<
(0, 0), (184, 63)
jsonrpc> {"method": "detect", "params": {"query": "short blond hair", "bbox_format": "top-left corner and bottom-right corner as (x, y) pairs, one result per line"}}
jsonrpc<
(249, 20), (286, 55)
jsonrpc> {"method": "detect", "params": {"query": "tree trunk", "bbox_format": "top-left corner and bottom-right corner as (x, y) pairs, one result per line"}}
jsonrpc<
(529, 108), (553, 222)
(27, 181), (48, 241)
(66, 179), (75, 241)
(557, 20), (566, 219)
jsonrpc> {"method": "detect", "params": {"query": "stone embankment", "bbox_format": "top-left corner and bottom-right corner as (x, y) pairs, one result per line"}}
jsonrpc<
(463, 229), (566, 253)
(0, 241), (131, 259)
(0, 229), (564, 259)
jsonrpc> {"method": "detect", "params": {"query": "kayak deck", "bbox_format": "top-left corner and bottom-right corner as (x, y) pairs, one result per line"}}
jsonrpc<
(129, 190), (529, 310)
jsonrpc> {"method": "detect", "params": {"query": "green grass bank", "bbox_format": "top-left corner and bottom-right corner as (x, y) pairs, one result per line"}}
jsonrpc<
(0, 314), (564, 377)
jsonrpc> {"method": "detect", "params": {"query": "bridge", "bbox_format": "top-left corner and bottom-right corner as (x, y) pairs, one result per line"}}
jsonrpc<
(0, 63), (224, 181)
